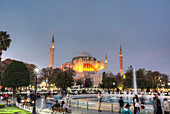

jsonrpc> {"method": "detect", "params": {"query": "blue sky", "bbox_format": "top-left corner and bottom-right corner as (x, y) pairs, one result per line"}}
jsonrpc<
(0, 0), (170, 74)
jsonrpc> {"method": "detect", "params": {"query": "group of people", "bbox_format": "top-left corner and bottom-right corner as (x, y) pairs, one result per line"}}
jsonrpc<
(51, 100), (68, 112)
(0, 93), (11, 106)
(118, 93), (169, 114)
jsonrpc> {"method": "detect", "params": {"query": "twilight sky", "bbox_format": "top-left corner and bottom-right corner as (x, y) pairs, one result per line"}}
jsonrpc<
(0, 0), (170, 74)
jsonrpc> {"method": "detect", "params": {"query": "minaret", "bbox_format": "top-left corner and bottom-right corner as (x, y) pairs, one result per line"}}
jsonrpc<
(119, 44), (123, 75)
(105, 54), (107, 69)
(48, 35), (55, 68)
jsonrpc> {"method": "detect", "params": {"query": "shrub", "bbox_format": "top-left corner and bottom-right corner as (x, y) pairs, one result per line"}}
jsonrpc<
(0, 104), (5, 108)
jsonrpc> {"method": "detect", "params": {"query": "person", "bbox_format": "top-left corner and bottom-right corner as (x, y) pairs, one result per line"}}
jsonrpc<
(6, 99), (11, 106)
(98, 91), (103, 112)
(17, 95), (22, 103)
(119, 97), (124, 113)
(140, 105), (148, 114)
(153, 93), (162, 114)
(66, 94), (69, 106)
(4, 94), (9, 101)
(162, 98), (169, 114)
(51, 100), (60, 109)
(61, 101), (68, 112)
(134, 95), (140, 114)
(27, 89), (30, 98)
(122, 103), (132, 114)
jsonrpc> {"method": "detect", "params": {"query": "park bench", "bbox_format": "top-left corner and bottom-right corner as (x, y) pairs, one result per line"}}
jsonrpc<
(52, 107), (67, 113)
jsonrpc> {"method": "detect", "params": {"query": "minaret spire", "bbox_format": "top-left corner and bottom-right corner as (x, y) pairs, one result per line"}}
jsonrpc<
(49, 35), (55, 68)
(119, 44), (123, 75)
(105, 54), (107, 69)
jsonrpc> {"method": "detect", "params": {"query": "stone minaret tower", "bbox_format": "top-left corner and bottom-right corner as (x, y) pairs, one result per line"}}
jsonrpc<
(105, 54), (107, 69)
(48, 35), (55, 68)
(119, 44), (123, 75)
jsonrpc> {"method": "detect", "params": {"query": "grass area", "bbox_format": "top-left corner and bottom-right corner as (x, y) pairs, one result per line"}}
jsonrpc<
(0, 106), (31, 114)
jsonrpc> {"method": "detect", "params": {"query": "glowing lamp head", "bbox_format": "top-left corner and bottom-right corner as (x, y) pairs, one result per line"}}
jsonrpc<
(34, 68), (40, 74)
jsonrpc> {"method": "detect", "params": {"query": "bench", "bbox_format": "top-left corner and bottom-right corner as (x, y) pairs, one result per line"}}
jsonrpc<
(52, 107), (67, 112)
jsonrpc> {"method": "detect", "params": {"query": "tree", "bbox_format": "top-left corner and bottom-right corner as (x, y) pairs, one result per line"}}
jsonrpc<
(76, 79), (82, 85)
(25, 63), (37, 85)
(0, 31), (12, 63)
(2, 61), (30, 97)
(54, 71), (74, 90)
(101, 72), (117, 89)
(85, 78), (92, 87)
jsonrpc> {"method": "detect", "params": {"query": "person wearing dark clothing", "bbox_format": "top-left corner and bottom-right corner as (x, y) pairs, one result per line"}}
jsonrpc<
(17, 95), (22, 103)
(51, 100), (60, 109)
(153, 94), (162, 114)
(119, 97), (124, 113)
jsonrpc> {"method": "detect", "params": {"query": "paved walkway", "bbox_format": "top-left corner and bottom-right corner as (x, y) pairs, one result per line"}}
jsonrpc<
(69, 107), (119, 114)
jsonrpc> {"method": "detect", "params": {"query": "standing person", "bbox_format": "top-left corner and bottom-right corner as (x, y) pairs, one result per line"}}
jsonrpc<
(134, 95), (140, 114)
(66, 94), (69, 106)
(140, 105), (148, 114)
(17, 95), (22, 103)
(153, 93), (162, 114)
(162, 98), (169, 114)
(119, 97), (124, 113)
(98, 91), (103, 112)
(27, 89), (30, 98)
(122, 103), (132, 114)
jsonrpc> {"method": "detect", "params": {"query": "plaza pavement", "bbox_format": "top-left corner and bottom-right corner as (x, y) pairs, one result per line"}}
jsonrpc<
(68, 107), (119, 114)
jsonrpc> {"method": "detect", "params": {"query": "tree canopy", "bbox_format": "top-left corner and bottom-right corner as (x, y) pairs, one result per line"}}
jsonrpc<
(0, 31), (12, 63)
(2, 61), (30, 97)
(54, 71), (74, 90)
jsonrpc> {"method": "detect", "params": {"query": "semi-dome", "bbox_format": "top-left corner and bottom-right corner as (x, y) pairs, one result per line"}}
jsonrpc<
(72, 51), (96, 61)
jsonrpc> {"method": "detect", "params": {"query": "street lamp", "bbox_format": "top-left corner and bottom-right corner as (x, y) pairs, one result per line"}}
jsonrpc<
(113, 82), (116, 90)
(32, 67), (40, 114)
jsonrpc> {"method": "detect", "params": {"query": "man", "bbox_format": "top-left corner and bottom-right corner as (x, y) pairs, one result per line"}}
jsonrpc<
(140, 105), (148, 114)
(51, 100), (60, 109)
(98, 91), (103, 112)
(153, 93), (162, 114)
(119, 97), (124, 113)
(122, 103), (132, 114)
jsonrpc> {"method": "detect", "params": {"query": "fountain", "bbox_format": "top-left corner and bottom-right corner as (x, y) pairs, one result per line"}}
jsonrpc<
(133, 67), (137, 95)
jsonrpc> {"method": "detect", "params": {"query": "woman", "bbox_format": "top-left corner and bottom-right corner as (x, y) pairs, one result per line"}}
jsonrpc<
(162, 98), (169, 114)
(6, 99), (11, 106)
(134, 95), (140, 114)
(98, 91), (103, 112)
(66, 94), (69, 106)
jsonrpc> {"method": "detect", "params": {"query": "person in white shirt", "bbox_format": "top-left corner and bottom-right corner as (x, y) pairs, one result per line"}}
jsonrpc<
(162, 98), (169, 114)
(134, 95), (140, 114)
(61, 101), (68, 112)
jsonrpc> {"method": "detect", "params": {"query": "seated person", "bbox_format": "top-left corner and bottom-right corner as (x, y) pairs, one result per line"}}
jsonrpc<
(122, 103), (132, 114)
(61, 101), (68, 112)
(140, 105), (148, 114)
(51, 100), (60, 109)
(6, 99), (11, 106)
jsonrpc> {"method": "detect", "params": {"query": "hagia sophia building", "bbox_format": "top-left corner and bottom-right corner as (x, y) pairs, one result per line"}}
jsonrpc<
(48, 36), (124, 86)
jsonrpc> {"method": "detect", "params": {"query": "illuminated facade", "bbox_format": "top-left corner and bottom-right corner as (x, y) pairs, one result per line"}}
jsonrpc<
(60, 51), (105, 76)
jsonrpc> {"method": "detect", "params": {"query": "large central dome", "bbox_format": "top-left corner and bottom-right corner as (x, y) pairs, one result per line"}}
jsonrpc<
(76, 52), (93, 58)
(72, 51), (96, 61)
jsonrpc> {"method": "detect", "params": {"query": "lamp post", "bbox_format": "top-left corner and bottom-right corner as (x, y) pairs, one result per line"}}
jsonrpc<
(113, 82), (116, 90)
(32, 68), (39, 114)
